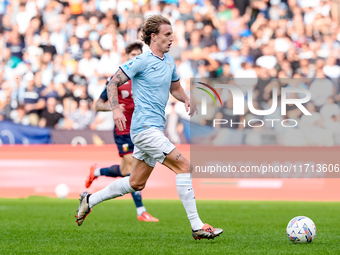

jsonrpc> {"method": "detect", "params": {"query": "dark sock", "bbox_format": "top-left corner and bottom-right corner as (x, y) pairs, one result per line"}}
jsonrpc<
(100, 165), (122, 177)
(131, 191), (143, 208)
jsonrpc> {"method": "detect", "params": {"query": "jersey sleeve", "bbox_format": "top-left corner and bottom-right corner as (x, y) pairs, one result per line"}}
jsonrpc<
(99, 77), (112, 102)
(171, 61), (180, 82)
(119, 56), (144, 79)
(99, 87), (108, 102)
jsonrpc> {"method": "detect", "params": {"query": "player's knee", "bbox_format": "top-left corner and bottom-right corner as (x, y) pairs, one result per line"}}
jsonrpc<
(129, 180), (145, 191)
(132, 183), (145, 191)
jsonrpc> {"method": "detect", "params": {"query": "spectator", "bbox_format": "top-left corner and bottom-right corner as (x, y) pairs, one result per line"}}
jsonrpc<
(201, 24), (217, 48)
(96, 49), (120, 78)
(10, 104), (30, 125)
(234, 62), (258, 93)
(39, 30), (57, 56)
(16, 3), (33, 35)
(310, 78), (334, 110)
(165, 102), (183, 144)
(6, 32), (26, 60)
(23, 79), (46, 126)
(0, 80), (12, 120)
(67, 36), (83, 61)
(90, 110), (114, 131)
(295, 58), (315, 78)
(227, 48), (247, 75)
(78, 50), (99, 78)
(320, 97), (340, 123)
(216, 22), (233, 52)
(50, 24), (67, 55)
(323, 56), (340, 79)
(65, 99), (94, 130)
(39, 97), (64, 129)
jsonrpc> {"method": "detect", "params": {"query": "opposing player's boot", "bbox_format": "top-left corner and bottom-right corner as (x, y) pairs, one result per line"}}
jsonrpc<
(137, 212), (159, 222)
(85, 164), (97, 188)
(75, 191), (92, 226)
(192, 223), (223, 240)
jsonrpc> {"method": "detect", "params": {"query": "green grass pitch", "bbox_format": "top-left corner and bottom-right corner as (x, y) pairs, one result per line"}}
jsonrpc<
(1, 197), (339, 255)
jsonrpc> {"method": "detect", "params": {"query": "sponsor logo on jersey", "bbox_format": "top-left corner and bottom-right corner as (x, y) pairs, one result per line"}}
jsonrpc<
(122, 143), (129, 152)
(124, 61), (135, 70)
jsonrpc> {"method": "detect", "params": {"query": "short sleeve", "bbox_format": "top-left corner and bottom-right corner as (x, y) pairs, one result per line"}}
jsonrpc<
(119, 56), (144, 79)
(58, 112), (64, 119)
(41, 110), (48, 119)
(99, 87), (108, 102)
(171, 62), (180, 82)
(99, 77), (111, 102)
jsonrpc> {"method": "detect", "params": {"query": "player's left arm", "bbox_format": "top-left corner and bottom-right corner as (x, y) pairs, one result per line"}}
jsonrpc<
(170, 80), (198, 117)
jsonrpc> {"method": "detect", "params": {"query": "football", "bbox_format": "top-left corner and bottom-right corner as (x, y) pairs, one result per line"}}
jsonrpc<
(55, 183), (70, 199)
(286, 216), (316, 243)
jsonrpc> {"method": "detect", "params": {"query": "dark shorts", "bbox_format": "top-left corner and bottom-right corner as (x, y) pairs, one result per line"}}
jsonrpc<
(113, 129), (134, 157)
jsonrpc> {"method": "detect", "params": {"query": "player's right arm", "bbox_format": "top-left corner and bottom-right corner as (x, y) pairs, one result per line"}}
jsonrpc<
(96, 77), (126, 112)
(95, 98), (111, 111)
(109, 56), (144, 130)
(96, 98), (126, 112)
(95, 79), (111, 111)
(107, 68), (130, 131)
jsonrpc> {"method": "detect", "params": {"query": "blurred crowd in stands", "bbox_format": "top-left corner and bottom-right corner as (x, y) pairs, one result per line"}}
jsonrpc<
(1, 0), (340, 145)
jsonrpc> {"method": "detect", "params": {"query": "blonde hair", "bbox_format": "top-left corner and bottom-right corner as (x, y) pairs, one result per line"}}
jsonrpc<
(141, 15), (171, 46)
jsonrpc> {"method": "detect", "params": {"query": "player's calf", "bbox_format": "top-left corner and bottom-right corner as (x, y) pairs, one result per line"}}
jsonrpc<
(128, 158), (154, 191)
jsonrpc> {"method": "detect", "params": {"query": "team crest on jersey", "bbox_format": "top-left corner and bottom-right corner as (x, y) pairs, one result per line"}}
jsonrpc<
(122, 143), (129, 152)
(167, 63), (172, 67)
(124, 61), (135, 70)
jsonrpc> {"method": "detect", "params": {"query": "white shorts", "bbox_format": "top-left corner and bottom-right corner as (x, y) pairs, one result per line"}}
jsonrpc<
(131, 127), (176, 168)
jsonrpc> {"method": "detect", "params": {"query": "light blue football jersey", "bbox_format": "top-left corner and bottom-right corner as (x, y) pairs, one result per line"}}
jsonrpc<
(119, 50), (180, 135)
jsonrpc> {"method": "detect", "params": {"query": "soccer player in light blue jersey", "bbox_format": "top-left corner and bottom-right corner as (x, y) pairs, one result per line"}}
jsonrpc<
(76, 15), (223, 240)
